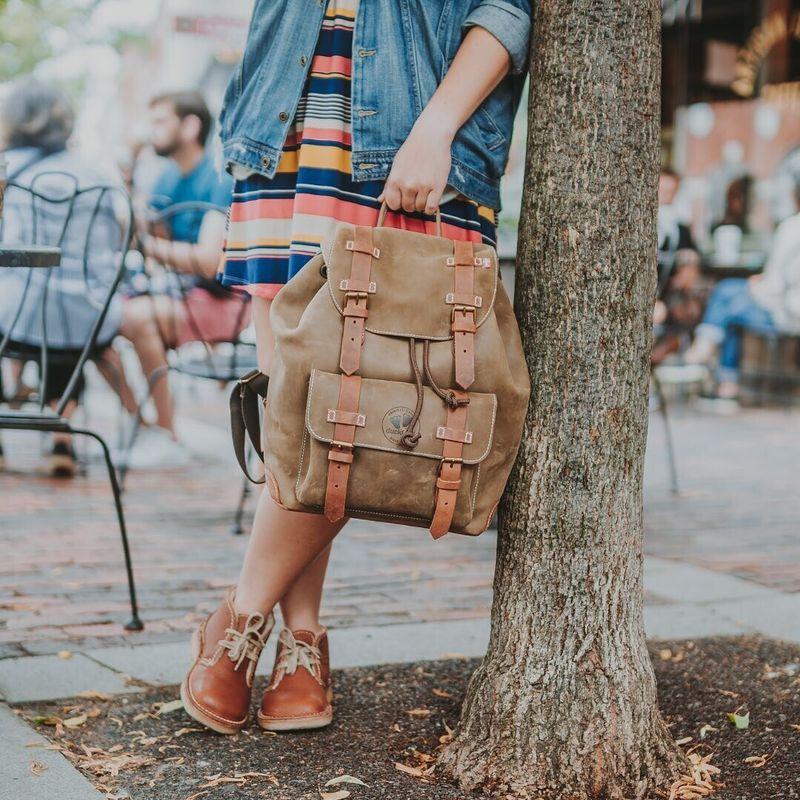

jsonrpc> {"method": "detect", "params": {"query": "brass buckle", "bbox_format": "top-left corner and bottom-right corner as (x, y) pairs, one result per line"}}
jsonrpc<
(450, 304), (476, 322)
(440, 456), (463, 465)
(238, 368), (263, 385)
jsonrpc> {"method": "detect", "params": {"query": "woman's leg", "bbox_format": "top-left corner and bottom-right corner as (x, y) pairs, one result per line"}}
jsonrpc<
(233, 296), (340, 618)
(686, 278), (749, 364)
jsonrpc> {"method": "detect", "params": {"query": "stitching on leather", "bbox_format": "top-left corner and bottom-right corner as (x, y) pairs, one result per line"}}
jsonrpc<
(304, 369), (497, 464)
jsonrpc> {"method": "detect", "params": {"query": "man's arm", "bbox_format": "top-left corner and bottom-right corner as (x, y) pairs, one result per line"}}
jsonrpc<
(143, 210), (226, 280)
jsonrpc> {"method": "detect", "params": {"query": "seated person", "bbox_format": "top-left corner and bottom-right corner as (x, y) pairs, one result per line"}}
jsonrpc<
(119, 91), (245, 469)
(685, 175), (800, 398)
(653, 168), (703, 362)
(0, 78), (125, 477)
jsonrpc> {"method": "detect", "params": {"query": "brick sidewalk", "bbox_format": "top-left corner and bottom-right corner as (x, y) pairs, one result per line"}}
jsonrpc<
(1, 376), (797, 658)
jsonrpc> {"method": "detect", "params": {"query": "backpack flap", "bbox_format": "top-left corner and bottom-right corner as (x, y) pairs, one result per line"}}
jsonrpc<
(322, 223), (498, 341)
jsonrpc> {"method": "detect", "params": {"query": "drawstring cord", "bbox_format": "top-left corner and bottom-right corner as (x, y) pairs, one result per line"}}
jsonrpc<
(423, 339), (469, 409)
(400, 338), (423, 448)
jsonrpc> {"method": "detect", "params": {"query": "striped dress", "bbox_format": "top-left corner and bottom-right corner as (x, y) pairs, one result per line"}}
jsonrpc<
(218, 0), (497, 300)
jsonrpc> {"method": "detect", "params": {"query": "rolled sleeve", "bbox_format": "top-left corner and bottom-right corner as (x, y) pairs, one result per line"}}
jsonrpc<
(463, 0), (532, 74)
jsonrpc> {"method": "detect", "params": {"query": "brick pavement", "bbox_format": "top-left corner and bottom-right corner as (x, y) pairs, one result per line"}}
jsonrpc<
(0, 372), (797, 658)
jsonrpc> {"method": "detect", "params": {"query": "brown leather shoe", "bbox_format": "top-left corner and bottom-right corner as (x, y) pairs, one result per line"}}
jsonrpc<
(258, 627), (333, 731)
(180, 589), (274, 735)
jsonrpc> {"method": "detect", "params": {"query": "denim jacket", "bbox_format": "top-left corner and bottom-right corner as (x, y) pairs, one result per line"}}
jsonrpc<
(219, 0), (531, 210)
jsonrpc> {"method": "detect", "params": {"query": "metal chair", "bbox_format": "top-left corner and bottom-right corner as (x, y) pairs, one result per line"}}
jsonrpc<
(0, 170), (143, 630)
(121, 201), (258, 534)
(651, 252), (681, 495)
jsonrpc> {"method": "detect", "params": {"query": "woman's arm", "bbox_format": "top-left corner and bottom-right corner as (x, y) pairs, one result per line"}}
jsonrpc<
(143, 210), (226, 280)
(379, 26), (513, 215)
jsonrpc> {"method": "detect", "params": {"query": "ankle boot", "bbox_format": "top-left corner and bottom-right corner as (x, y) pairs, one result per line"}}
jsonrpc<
(258, 627), (332, 731)
(181, 588), (274, 734)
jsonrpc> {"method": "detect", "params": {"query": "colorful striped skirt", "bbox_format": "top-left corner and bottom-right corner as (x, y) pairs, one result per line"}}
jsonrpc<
(217, 0), (497, 301)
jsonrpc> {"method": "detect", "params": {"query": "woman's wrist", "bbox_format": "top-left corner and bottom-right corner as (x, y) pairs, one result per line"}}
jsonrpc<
(414, 104), (459, 145)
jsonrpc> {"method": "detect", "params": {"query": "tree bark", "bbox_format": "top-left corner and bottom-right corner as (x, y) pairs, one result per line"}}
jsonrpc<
(438, 1), (686, 798)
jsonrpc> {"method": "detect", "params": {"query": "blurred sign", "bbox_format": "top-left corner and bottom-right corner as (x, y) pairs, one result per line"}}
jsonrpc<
(173, 15), (248, 44)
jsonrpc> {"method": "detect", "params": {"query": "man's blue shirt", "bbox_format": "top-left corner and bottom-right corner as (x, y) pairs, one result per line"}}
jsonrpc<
(150, 155), (233, 243)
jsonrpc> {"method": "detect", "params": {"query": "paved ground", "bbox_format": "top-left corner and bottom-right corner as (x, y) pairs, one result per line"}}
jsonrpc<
(0, 371), (798, 661)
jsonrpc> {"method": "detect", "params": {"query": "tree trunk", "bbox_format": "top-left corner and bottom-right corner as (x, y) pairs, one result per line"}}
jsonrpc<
(438, 1), (686, 797)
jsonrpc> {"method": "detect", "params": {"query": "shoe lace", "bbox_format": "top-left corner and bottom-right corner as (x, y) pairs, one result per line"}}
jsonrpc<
(220, 612), (269, 671)
(273, 628), (323, 685)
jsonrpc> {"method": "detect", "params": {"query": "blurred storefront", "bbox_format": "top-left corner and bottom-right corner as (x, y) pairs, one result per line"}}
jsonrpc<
(663, 0), (800, 245)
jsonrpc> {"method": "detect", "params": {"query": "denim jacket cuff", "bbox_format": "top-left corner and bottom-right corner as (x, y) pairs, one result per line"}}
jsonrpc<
(463, 0), (531, 74)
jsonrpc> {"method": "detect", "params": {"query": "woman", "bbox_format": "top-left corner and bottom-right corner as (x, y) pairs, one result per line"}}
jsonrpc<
(182, 0), (530, 734)
(0, 79), (124, 477)
(685, 176), (800, 399)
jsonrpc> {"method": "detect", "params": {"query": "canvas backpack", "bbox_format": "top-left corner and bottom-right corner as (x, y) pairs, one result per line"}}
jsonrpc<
(231, 208), (530, 538)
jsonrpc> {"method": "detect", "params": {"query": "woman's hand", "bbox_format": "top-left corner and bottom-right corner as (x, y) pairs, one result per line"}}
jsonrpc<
(379, 113), (454, 215)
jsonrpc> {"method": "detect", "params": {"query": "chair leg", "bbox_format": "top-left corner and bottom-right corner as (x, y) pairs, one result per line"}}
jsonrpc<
(652, 371), (679, 496)
(231, 473), (250, 536)
(68, 426), (144, 631)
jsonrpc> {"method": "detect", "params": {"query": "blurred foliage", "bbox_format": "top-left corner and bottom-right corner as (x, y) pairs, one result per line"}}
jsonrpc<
(0, 0), (146, 83)
(0, 0), (95, 81)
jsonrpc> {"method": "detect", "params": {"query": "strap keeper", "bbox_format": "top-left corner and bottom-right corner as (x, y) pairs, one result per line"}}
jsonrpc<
(342, 303), (369, 319)
(327, 409), (366, 427)
(445, 293), (482, 308)
(328, 448), (354, 464)
(346, 240), (380, 258)
(340, 278), (377, 294)
(436, 477), (462, 491)
(452, 316), (477, 334)
(436, 425), (473, 444)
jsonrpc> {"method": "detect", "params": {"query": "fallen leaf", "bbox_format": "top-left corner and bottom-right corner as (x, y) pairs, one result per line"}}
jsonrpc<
(324, 775), (368, 788)
(184, 792), (209, 800)
(63, 714), (88, 729)
(58, 650), (73, 660)
(744, 755), (768, 768)
(320, 791), (350, 800)
(699, 724), (718, 739)
(29, 761), (48, 776)
(727, 711), (750, 730)
(76, 690), (112, 701)
(405, 707), (432, 718)
(153, 699), (183, 715)
(432, 688), (451, 698)
(174, 727), (202, 737)
(395, 762), (425, 778)
(659, 648), (673, 661)
(790, 723), (800, 732)
(108, 744), (124, 753)
(675, 737), (693, 746)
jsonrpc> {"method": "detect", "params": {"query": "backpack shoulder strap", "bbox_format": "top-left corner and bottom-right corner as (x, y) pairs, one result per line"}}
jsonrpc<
(229, 369), (270, 484)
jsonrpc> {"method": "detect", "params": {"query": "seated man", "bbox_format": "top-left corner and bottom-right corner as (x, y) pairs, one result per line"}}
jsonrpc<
(0, 78), (125, 477)
(120, 91), (244, 469)
(685, 175), (800, 398)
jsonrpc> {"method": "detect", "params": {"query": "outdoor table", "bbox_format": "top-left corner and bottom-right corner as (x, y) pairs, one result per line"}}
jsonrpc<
(701, 251), (766, 280)
(0, 244), (61, 269)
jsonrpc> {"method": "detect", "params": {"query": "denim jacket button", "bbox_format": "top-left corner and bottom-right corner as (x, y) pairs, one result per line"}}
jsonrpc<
(299, 55), (307, 66)
(261, 155), (272, 168)
(278, 111), (289, 122)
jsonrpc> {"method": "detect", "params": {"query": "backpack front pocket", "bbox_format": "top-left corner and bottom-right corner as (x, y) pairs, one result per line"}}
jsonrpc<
(295, 369), (497, 529)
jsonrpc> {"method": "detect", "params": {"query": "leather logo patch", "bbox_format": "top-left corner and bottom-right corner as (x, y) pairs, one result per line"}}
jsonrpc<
(382, 406), (414, 445)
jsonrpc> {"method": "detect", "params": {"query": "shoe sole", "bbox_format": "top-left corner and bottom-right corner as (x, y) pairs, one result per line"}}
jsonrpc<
(257, 687), (334, 732)
(48, 454), (76, 478)
(179, 629), (247, 736)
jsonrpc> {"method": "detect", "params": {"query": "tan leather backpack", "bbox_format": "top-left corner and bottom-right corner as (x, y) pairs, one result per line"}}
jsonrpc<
(232, 208), (530, 539)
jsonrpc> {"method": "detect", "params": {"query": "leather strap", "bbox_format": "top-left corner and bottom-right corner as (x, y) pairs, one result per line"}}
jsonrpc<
(229, 369), (270, 484)
(324, 374), (363, 522)
(451, 240), (476, 390)
(429, 389), (469, 539)
(339, 226), (376, 375)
